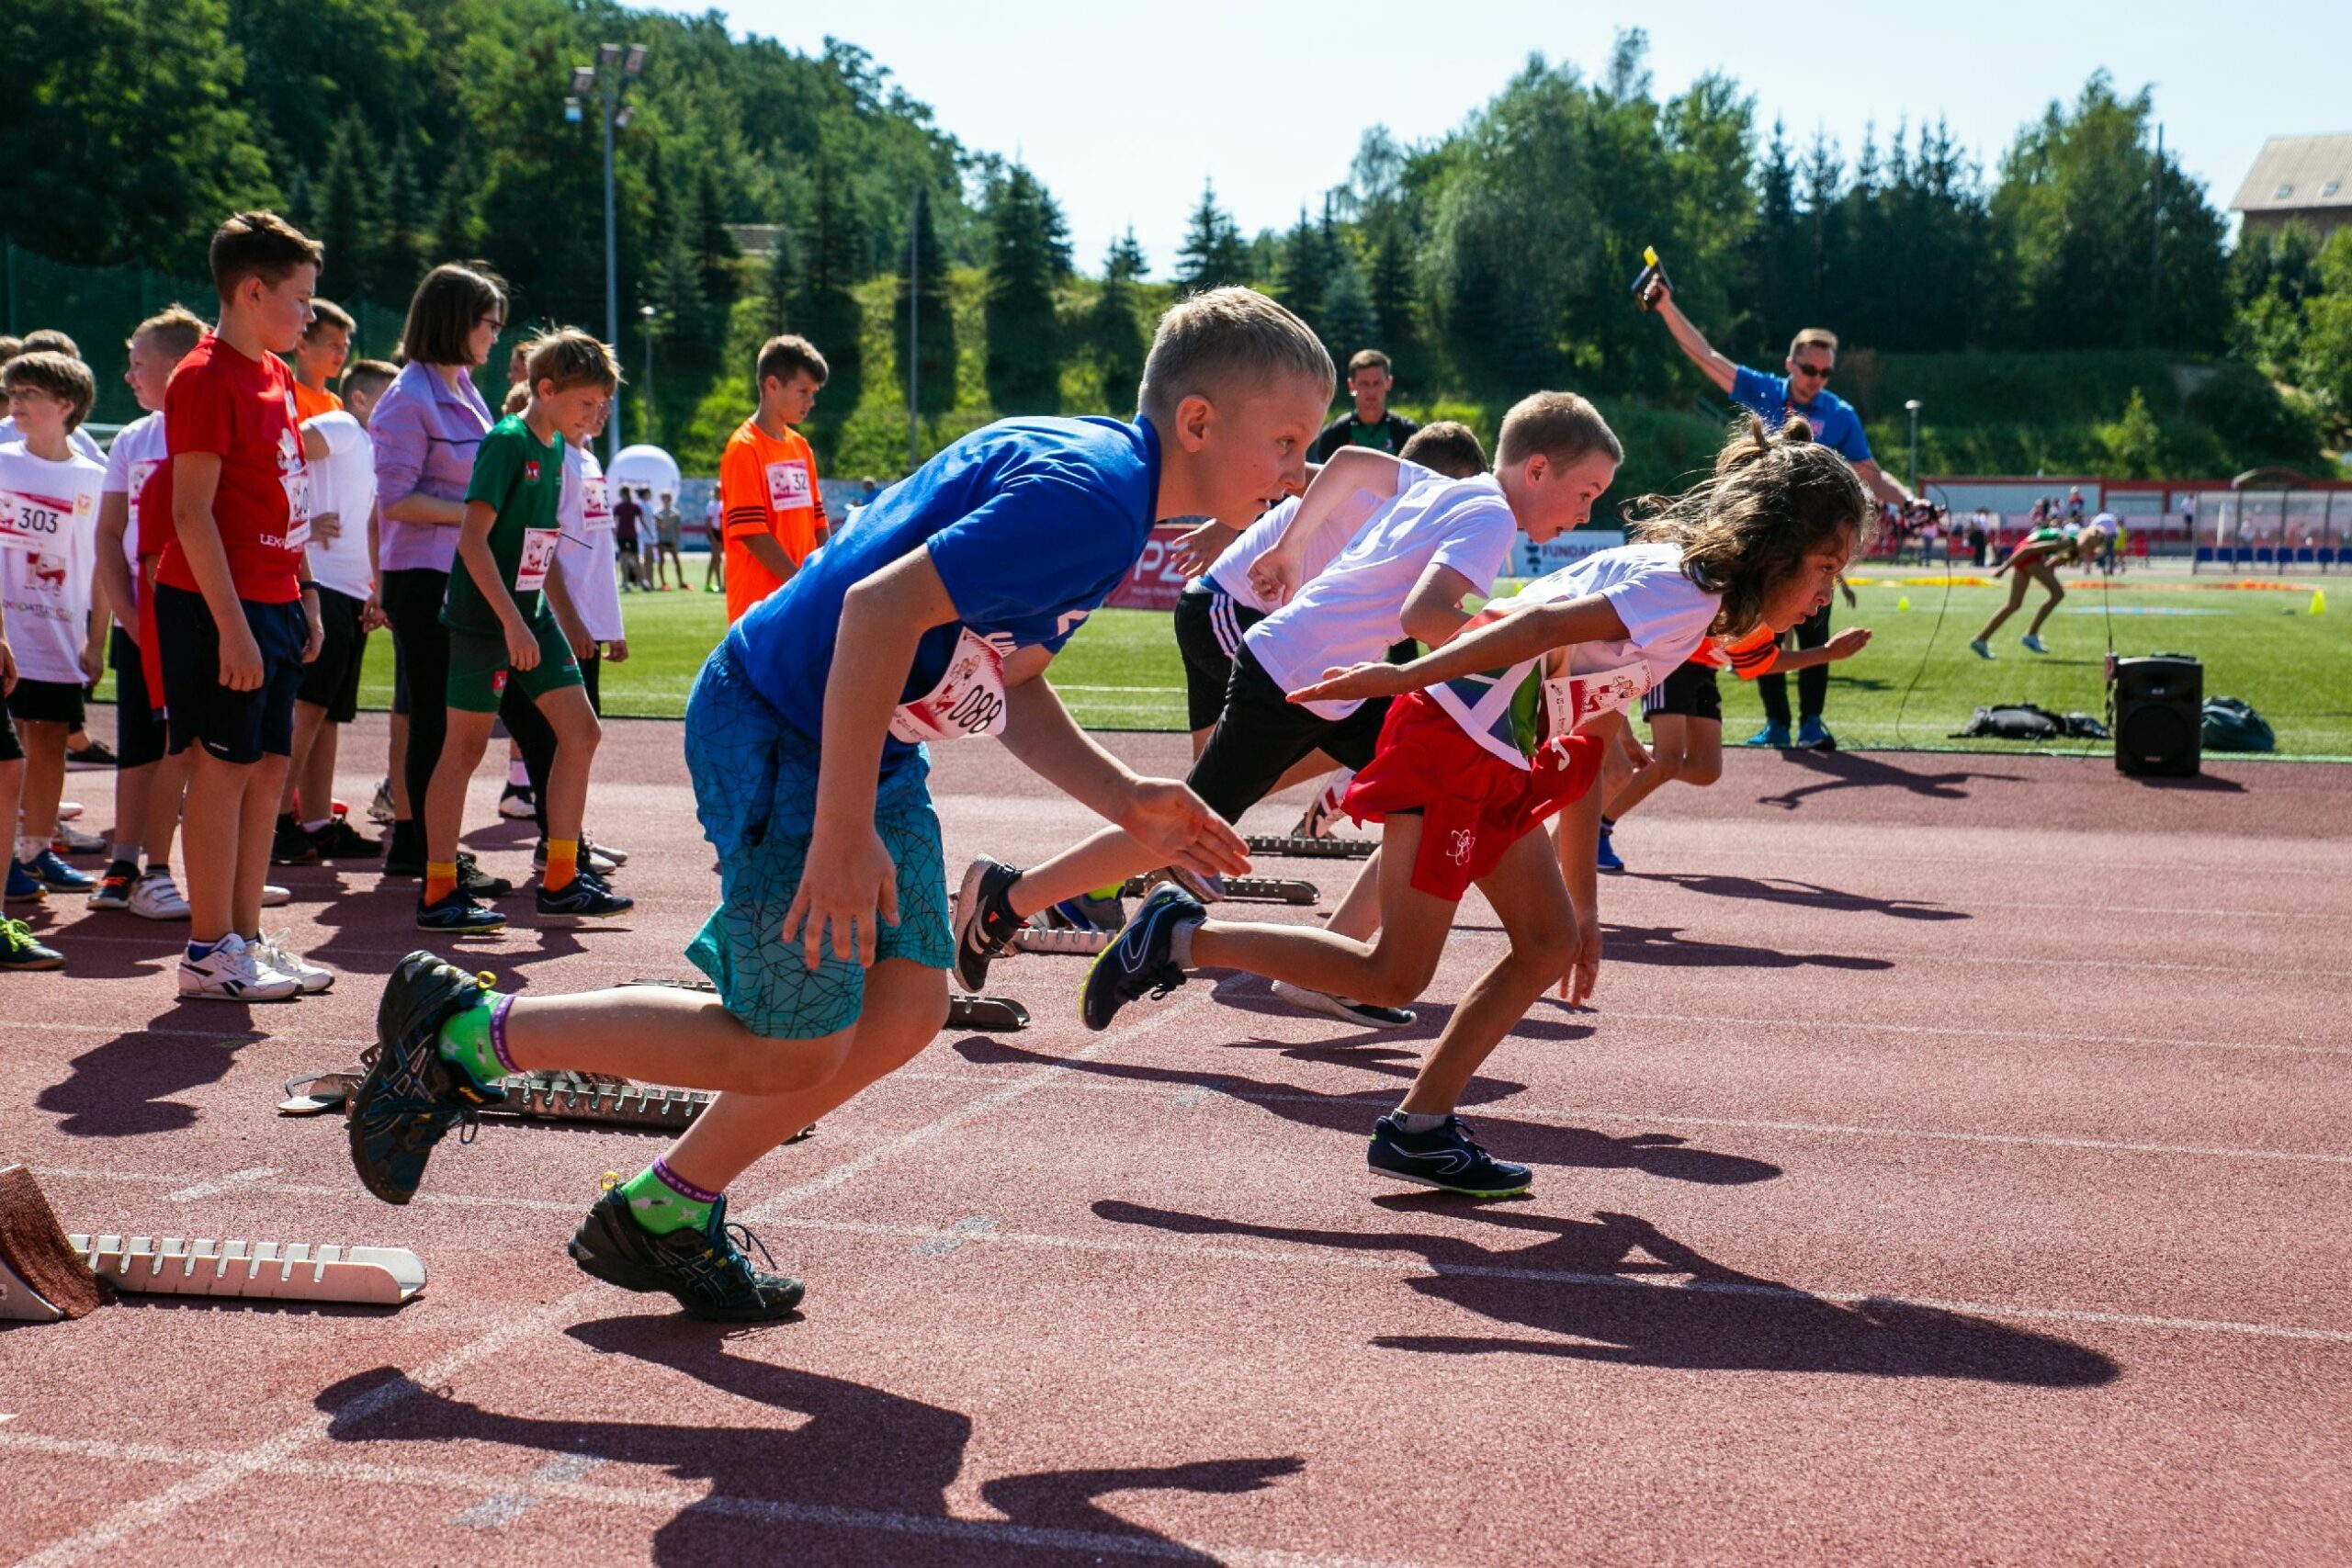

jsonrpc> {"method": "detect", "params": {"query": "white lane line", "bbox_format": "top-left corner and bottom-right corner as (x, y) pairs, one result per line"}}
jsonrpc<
(0, 1434), (1417, 1568)
(1592, 1008), (2352, 1058)
(17, 992), (1216, 1568)
(449, 1452), (605, 1529)
(164, 1167), (279, 1203)
(759, 1215), (2352, 1348)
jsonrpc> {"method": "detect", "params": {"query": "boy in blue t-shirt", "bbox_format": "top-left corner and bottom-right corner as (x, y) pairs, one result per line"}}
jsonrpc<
(345, 288), (1336, 1320)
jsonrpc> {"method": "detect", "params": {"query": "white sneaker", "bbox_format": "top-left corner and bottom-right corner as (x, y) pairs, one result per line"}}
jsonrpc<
(260, 883), (291, 908)
(583, 833), (627, 868)
(55, 800), (84, 821)
(129, 870), (190, 920)
(367, 778), (396, 825)
(251, 931), (334, 994)
(177, 932), (300, 1001)
(1270, 980), (1415, 1031)
(51, 823), (107, 855)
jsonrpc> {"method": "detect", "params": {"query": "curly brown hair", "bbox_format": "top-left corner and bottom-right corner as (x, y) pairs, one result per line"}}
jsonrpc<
(1623, 415), (1871, 639)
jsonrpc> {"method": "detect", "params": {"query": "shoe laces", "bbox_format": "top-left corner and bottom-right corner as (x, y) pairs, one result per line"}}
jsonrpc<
(1, 916), (34, 952)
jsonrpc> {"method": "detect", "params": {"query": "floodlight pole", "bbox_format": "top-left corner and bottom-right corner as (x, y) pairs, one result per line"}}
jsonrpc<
(640, 304), (657, 444)
(569, 43), (645, 466)
(1905, 400), (1923, 492)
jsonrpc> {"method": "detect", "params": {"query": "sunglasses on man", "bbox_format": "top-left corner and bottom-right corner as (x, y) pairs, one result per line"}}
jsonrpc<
(1790, 359), (1832, 381)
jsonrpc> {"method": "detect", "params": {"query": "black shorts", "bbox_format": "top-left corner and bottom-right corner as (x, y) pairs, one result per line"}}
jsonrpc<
(1171, 583), (1264, 732)
(296, 585), (369, 723)
(1643, 659), (1722, 725)
(153, 583), (307, 765)
(109, 626), (168, 769)
(6, 677), (85, 728)
(1186, 643), (1389, 823)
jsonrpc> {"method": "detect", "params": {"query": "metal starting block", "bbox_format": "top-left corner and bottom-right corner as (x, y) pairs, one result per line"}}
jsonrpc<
(1245, 834), (1376, 860)
(499, 1072), (710, 1130)
(620, 976), (1030, 1032)
(0, 1164), (424, 1322)
(1121, 874), (1319, 906)
(1012, 922), (1109, 958)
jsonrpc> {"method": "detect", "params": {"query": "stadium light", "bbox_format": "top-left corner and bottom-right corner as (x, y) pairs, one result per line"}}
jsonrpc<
(570, 65), (596, 96)
(596, 42), (620, 68)
(1905, 400), (1924, 491)
(622, 43), (648, 77)
(568, 44), (650, 464)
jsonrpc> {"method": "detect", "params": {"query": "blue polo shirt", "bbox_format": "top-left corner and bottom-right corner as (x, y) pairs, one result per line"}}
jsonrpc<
(725, 414), (1162, 781)
(1728, 366), (1873, 465)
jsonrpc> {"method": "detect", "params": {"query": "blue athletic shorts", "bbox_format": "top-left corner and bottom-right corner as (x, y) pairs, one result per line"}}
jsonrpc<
(681, 639), (953, 1040)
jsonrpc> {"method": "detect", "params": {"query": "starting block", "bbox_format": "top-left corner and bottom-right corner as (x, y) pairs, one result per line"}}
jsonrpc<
(1011, 922), (1109, 958)
(618, 976), (1029, 1032)
(1120, 874), (1318, 906)
(0, 1164), (424, 1323)
(1245, 834), (1376, 860)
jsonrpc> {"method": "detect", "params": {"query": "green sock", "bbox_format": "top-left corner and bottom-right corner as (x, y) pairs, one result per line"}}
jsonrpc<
(1088, 882), (1125, 900)
(434, 991), (509, 1084)
(616, 1161), (717, 1235)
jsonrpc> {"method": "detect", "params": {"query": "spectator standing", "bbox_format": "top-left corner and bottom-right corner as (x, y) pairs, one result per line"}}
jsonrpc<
(1307, 349), (1420, 462)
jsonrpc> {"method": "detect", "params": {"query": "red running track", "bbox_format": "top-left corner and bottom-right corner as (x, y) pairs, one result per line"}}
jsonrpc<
(2, 715), (2347, 1565)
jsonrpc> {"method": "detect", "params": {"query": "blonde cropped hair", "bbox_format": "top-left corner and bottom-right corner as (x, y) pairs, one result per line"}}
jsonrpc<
(1495, 390), (1622, 470)
(1138, 287), (1333, 427)
(522, 328), (621, 396)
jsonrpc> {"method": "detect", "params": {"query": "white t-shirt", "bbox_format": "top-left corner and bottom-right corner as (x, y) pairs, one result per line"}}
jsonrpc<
(1205, 460), (1439, 615)
(1245, 474), (1521, 719)
(100, 412), (167, 607)
(300, 410), (378, 600)
(555, 442), (624, 643)
(1428, 541), (1720, 769)
(0, 418), (104, 467)
(0, 441), (105, 685)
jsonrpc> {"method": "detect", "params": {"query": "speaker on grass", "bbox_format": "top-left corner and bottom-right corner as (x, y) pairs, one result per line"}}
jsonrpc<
(2113, 653), (2201, 777)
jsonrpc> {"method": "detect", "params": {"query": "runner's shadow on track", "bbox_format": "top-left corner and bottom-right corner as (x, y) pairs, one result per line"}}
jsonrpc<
(1755, 750), (2030, 811)
(1600, 923), (1895, 970)
(1627, 873), (1965, 922)
(315, 1315), (1302, 1564)
(1208, 974), (1595, 1044)
(35, 1004), (278, 1136)
(956, 1036), (1779, 1186)
(1095, 1201), (2114, 1389)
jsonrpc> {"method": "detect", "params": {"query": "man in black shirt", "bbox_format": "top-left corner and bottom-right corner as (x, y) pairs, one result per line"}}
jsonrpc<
(1306, 348), (1420, 462)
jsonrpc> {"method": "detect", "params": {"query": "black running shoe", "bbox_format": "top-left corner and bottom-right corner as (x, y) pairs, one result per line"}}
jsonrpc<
(1080, 883), (1204, 1032)
(568, 1187), (805, 1321)
(1367, 1112), (1532, 1197)
(537, 870), (633, 919)
(380, 821), (425, 878)
(87, 858), (140, 911)
(346, 952), (506, 1204)
(308, 818), (379, 859)
(951, 857), (1026, 993)
(416, 888), (506, 933)
(271, 817), (320, 865)
(458, 852), (514, 898)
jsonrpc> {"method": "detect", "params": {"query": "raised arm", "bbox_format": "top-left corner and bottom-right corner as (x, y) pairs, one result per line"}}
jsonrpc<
(1648, 284), (1737, 395)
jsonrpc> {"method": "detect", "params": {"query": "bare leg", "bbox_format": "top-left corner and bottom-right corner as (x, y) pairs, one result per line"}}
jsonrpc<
(182, 751), (255, 943)
(0, 759), (23, 874)
(424, 710), (498, 868)
(234, 754), (288, 935)
(1186, 816), (1454, 1009)
(279, 700), (331, 816)
(534, 684), (600, 841)
(297, 720), (342, 827)
(113, 762), (153, 860)
(17, 723), (70, 851)
(1007, 822), (1158, 920)
(1323, 846), (1385, 942)
(1270, 751), (1339, 795)
(1396, 828), (1578, 1115)
(145, 749), (190, 867)
(388, 713), (412, 818)
(2025, 565), (2067, 636)
(1605, 713), (1689, 822)
(1975, 568), (2034, 641)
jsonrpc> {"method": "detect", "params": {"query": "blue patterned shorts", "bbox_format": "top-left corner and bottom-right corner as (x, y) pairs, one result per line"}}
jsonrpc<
(681, 641), (953, 1040)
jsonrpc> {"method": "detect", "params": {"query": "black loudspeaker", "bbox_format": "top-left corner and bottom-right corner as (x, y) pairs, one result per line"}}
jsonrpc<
(2113, 653), (2202, 777)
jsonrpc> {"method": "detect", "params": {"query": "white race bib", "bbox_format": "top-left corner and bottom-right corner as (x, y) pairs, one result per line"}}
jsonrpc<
(127, 457), (160, 536)
(515, 528), (560, 592)
(1541, 660), (1650, 740)
(0, 490), (69, 554)
(889, 627), (1008, 744)
(765, 458), (811, 512)
(582, 477), (613, 533)
(280, 469), (311, 549)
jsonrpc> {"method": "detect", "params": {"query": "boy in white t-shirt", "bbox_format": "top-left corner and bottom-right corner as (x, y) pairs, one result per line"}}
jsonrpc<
(271, 357), (396, 866)
(0, 352), (108, 933)
(90, 306), (208, 919)
(545, 399), (630, 872)
(1085, 416), (1872, 1198)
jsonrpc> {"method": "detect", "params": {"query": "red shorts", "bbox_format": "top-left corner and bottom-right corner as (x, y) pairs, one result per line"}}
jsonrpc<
(1340, 691), (1600, 901)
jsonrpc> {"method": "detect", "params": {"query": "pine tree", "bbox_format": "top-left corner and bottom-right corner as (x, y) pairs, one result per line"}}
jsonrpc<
(984, 164), (1071, 412)
(895, 185), (956, 418)
(1363, 211), (1419, 373)
(1277, 206), (1335, 333)
(430, 147), (481, 262)
(793, 158), (865, 427)
(315, 109), (383, 308)
(1317, 254), (1379, 367)
(692, 163), (741, 320)
(762, 209), (800, 335)
(1175, 181), (1250, 293)
(379, 132), (431, 307)
(652, 212), (707, 355)
(1087, 228), (1149, 410)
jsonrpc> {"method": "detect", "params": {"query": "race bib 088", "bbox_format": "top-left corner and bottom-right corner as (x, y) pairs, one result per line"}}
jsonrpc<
(890, 627), (1009, 744)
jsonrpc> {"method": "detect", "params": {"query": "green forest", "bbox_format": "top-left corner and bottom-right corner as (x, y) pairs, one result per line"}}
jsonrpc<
(6, 0), (2350, 497)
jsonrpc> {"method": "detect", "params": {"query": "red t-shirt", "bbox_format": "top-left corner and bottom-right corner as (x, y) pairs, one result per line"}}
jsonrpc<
(157, 333), (308, 604)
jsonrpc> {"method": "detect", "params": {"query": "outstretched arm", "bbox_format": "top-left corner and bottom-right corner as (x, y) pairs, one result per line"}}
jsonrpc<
(1649, 285), (1737, 395)
(1850, 457), (1912, 510)
(1289, 592), (1634, 706)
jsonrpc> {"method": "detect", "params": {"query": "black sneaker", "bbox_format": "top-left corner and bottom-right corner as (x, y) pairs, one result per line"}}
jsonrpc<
(416, 888), (507, 933)
(1080, 883), (1204, 1032)
(381, 820), (425, 877)
(537, 870), (633, 919)
(1368, 1113), (1532, 1197)
(389, 836), (514, 899)
(569, 1187), (805, 1321)
(87, 858), (140, 911)
(308, 818), (380, 859)
(458, 852), (514, 898)
(271, 816), (320, 865)
(346, 951), (507, 1204)
(951, 857), (1025, 993)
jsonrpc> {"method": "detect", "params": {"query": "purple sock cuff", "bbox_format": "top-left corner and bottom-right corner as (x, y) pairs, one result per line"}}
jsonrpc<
(488, 995), (519, 1074)
(650, 1156), (722, 1205)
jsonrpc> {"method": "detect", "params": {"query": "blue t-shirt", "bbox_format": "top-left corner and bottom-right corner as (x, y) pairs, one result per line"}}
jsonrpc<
(1728, 366), (1872, 465)
(725, 414), (1163, 782)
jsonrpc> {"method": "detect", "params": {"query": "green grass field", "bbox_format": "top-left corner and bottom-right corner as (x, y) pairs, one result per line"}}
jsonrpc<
(96, 568), (2337, 758)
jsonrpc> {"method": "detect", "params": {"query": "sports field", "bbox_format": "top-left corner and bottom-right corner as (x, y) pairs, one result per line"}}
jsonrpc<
(300, 564), (2351, 757)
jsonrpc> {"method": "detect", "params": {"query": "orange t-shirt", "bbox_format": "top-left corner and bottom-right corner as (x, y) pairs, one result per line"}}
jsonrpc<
(718, 416), (827, 624)
(291, 379), (344, 423)
(1695, 624), (1783, 680)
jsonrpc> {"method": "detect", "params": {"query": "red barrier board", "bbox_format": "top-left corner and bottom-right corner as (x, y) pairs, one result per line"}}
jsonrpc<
(1105, 524), (1195, 611)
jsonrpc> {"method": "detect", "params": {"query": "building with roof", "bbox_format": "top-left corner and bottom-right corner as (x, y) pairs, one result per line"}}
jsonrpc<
(2232, 134), (2352, 242)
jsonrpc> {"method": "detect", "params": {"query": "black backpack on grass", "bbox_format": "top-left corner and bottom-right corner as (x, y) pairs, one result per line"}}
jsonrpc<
(2200, 697), (2275, 753)
(1951, 704), (2109, 742)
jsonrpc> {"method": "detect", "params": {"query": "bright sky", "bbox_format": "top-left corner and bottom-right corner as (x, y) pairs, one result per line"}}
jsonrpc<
(645, 0), (2350, 277)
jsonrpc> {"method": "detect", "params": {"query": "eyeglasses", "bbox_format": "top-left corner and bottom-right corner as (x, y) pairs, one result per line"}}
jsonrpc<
(479, 315), (507, 332)
(1790, 360), (1832, 380)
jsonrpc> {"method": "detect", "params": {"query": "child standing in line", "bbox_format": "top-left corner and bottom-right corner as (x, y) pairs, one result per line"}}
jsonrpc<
(547, 392), (631, 868)
(1084, 418), (1871, 1197)
(718, 335), (830, 625)
(289, 299), (351, 423)
(413, 330), (629, 934)
(343, 288), (1325, 1321)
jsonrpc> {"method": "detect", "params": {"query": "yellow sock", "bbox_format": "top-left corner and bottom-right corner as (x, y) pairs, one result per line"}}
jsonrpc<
(424, 862), (458, 905)
(545, 839), (579, 893)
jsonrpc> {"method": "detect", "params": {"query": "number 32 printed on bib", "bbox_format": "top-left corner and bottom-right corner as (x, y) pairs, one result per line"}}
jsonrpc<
(765, 458), (811, 512)
(890, 627), (1008, 744)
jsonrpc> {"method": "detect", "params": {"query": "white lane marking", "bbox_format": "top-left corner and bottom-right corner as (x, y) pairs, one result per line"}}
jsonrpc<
(164, 1167), (278, 1203)
(1593, 1009), (2352, 1058)
(17, 993), (1216, 1568)
(449, 1452), (605, 1529)
(911, 1215), (1000, 1257)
